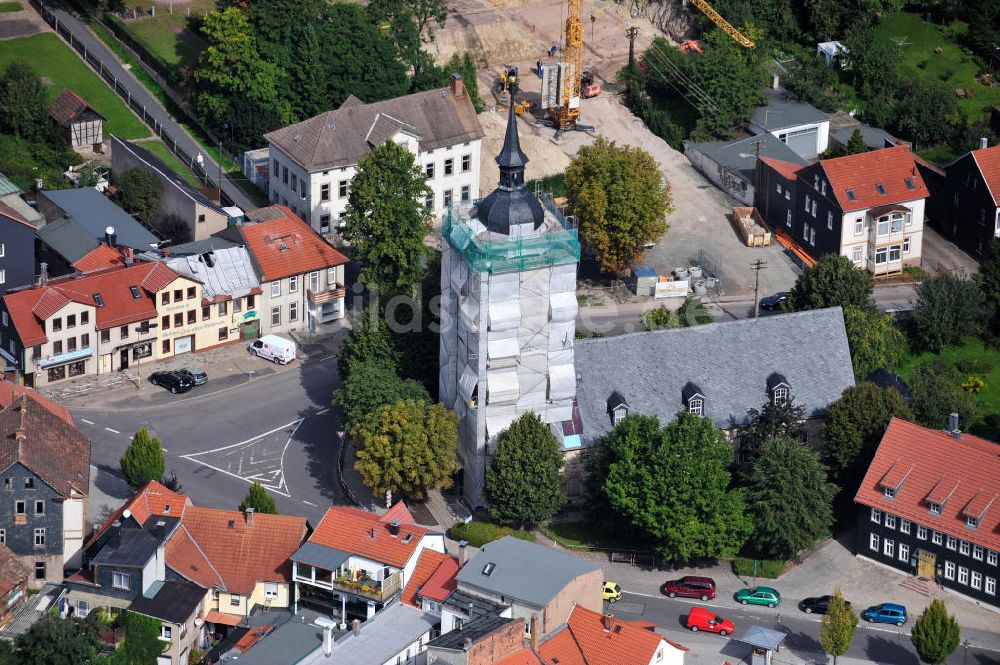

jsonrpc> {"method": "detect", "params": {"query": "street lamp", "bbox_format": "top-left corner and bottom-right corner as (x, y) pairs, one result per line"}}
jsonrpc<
(133, 322), (159, 390)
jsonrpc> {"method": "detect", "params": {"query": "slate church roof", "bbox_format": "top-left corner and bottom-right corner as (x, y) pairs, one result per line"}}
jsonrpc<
(574, 307), (854, 442)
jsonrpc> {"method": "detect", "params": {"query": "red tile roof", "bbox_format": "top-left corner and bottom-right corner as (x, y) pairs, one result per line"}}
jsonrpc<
(818, 145), (928, 212)
(3, 263), (178, 345)
(169, 506), (307, 595)
(0, 380), (74, 425)
(419, 552), (459, 602)
(205, 611), (243, 627)
(87, 480), (189, 548)
(538, 606), (682, 665)
(0, 393), (90, 497)
(48, 88), (104, 127)
(855, 417), (1000, 553)
(307, 503), (436, 569)
(759, 156), (804, 181)
(494, 650), (543, 665)
(401, 549), (450, 607)
(73, 244), (125, 273)
(240, 207), (348, 282)
(971, 144), (1000, 205)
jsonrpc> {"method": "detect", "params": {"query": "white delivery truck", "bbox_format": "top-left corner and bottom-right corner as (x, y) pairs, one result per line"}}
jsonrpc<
(248, 335), (297, 365)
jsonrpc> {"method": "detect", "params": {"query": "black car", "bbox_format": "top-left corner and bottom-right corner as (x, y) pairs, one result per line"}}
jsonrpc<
(149, 370), (194, 394)
(799, 595), (851, 615)
(759, 292), (788, 311)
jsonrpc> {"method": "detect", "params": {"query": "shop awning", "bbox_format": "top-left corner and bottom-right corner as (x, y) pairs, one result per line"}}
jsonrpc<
(205, 611), (243, 626)
(36, 348), (92, 369)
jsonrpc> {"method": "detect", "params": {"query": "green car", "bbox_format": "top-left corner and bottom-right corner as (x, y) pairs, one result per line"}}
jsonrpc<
(735, 586), (781, 608)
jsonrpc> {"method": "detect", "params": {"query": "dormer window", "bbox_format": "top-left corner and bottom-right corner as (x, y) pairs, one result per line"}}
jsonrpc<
(681, 382), (705, 418)
(928, 502), (941, 516)
(688, 398), (703, 416)
(772, 386), (789, 406)
(612, 407), (628, 426)
(883, 486), (895, 499)
(607, 391), (630, 427)
(766, 373), (790, 406)
(966, 516), (979, 529)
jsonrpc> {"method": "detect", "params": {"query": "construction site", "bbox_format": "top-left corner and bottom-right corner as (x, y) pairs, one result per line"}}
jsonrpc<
(430, 0), (803, 303)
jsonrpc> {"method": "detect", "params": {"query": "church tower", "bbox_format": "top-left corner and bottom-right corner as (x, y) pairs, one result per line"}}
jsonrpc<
(439, 105), (581, 506)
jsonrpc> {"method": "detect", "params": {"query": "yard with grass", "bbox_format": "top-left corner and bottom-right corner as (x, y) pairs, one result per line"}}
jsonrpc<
(0, 2), (24, 12)
(875, 13), (1000, 121)
(110, 13), (204, 68)
(0, 33), (148, 140)
(897, 338), (1000, 416)
(542, 521), (647, 552)
(135, 139), (202, 187)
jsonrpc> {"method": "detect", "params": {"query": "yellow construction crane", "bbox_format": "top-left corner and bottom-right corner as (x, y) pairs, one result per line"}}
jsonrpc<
(686, 0), (755, 48)
(547, 0), (592, 134)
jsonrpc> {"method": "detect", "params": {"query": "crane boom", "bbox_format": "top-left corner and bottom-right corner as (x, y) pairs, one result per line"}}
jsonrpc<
(687, 0), (755, 48)
(549, 0), (583, 129)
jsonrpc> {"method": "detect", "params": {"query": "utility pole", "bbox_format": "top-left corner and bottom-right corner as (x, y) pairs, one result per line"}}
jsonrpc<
(750, 259), (767, 318)
(626, 26), (639, 96)
(217, 141), (223, 205)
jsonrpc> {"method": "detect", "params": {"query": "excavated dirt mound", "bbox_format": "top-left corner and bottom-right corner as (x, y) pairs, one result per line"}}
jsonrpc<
(476, 108), (570, 197)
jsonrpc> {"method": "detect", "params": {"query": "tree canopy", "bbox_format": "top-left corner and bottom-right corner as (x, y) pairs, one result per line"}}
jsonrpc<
(342, 140), (432, 296)
(738, 395), (806, 467)
(337, 309), (401, 378)
(120, 427), (166, 488)
(333, 359), (431, 431)
(908, 360), (980, 430)
(820, 590), (859, 665)
(565, 136), (673, 276)
(822, 382), (913, 482)
(239, 481), (278, 515)
(484, 413), (565, 527)
(744, 436), (836, 560)
(116, 168), (162, 226)
(977, 238), (1000, 335)
(0, 61), (48, 141)
(842, 306), (907, 381)
(787, 254), (875, 313)
(352, 399), (457, 500)
(912, 274), (986, 353)
(13, 617), (98, 665)
(589, 413), (751, 562)
(911, 599), (960, 665)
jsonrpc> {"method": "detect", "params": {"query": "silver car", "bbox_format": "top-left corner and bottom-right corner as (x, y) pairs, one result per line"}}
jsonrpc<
(179, 367), (208, 386)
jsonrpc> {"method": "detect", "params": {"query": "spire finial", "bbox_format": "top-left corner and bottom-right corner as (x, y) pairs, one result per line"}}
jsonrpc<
(496, 102), (529, 170)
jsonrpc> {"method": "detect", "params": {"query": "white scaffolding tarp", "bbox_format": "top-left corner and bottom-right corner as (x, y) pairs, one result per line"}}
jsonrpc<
(487, 369), (519, 403)
(488, 299), (520, 331)
(550, 291), (577, 322)
(458, 365), (478, 400)
(548, 320), (576, 350)
(487, 337), (519, 359)
(551, 263), (577, 292)
(486, 413), (517, 438)
(549, 363), (575, 400)
(460, 296), (479, 327)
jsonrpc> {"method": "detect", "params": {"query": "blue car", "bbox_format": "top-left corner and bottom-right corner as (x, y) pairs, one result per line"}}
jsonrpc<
(862, 603), (907, 626)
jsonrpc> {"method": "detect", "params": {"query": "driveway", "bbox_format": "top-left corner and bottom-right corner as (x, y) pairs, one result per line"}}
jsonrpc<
(922, 225), (980, 277)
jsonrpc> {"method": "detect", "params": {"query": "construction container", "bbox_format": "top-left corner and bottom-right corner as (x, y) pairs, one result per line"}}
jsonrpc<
(630, 265), (658, 296)
(731, 207), (772, 247)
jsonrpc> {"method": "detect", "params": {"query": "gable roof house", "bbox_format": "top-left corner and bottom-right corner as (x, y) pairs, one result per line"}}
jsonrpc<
(684, 133), (808, 206)
(756, 145), (928, 275)
(263, 76), (484, 234)
(48, 88), (105, 152)
(111, 136), (231, 242)
(290, 503), (445, 621)
(574, 308), (854, 465)
(919, 140), (1000, 259)
(748, 93), (831, 158)
(454, 536), (603, 636)
(854, 417), (1000, 610)
(0, 389), (90, 583)
(238, 206), (349, 334)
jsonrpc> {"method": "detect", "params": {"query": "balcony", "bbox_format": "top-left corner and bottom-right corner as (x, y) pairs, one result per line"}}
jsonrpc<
(330, 570), (402, 603)
(307, 285), (347, 305)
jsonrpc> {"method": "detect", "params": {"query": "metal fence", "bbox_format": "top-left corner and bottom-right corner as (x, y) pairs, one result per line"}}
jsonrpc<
(29, 0), (223, 196)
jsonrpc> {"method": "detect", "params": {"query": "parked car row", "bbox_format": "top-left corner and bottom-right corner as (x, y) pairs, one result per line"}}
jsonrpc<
(149, 367), (207, 394)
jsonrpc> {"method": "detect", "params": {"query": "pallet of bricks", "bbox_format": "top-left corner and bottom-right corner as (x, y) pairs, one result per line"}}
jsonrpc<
(731, 207), (772, 247)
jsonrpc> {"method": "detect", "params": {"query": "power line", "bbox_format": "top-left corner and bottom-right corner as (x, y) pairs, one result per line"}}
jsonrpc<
(642, 42), (721, 113)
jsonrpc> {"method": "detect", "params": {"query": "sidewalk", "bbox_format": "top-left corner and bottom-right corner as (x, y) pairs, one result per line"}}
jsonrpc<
(39, 324), (347, 410)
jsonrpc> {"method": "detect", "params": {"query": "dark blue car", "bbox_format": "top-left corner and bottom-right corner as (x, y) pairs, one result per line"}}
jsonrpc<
(862, 603), (907, 626)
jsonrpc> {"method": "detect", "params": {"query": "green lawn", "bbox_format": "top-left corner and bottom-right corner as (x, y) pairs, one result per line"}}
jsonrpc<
(112, 13), (204, 68)
(135, 139), (202, 187)
(875, 13), (1000, 121)
(0, 34), (148, 139)
(0, 2), (24, 12)
(542, 521), (645, 551)
(897, 338), (1000, 415)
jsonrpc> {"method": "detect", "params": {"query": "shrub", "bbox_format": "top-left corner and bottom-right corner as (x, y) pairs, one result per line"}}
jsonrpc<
(962, 375), (987, 394)
(956, 358), (990, 375)
(732, 557), (786, 579)
(917, 60), (929, 69)
(446, 521), (536, 547)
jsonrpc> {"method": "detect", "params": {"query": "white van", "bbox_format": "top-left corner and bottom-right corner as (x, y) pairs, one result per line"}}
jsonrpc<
(249, 335), (296, 365)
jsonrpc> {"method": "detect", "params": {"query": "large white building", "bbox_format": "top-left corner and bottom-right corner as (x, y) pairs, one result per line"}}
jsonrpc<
(439, 105), (581, 506)
(264, 76), (484, 235)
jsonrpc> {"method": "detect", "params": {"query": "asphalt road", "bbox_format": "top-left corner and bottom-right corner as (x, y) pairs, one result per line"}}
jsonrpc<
(611, 592), (1000, 665)
(35, 0), (258, 212)
(74, 355), (343, 524)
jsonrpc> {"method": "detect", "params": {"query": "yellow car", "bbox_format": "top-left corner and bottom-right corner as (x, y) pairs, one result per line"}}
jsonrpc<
(603, 581), (622, 603)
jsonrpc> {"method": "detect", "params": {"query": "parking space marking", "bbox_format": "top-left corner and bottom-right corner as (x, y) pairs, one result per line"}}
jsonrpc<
(80, 419), (95, 425)
(302, 500), (318, 507)
(104, 427), (120, 434)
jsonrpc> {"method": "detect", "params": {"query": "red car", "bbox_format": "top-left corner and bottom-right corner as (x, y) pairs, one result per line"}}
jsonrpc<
(661, 575), (717, 600)
(686, 607), (734, 636)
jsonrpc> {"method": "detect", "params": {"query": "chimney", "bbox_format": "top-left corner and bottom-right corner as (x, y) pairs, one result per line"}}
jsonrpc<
(458, 540), (468, 566)
(39, 262), (48, 287)
(463, 637), (473, 651)
(105, 226), (117, 248)
(322, 625), (333, 656)
(947, 412), (961, 438)
(351, 619), (361, 636)
(981, 137), (989, 150)
(123, 247), (134, 266)
(388, 519), (400, 537)
(530, 616), (539, 652)
(602, 613), (613, 632)
(245, 507), (255, 527)
(450, 73), (465, 97)
(771, 74), (780, 90)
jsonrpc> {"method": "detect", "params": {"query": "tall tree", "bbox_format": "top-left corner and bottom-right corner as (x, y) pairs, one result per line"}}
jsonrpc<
(843, 306), (907, 381)
(686, 30), (766, 139)
(14, 617), (98, 665)
(911, 274), (985, 353)
(739, 395), (806, 467)
(591, 412), (751, 562)
(342, 140), (432, 296)
(120, 427), (166, 488)
(893, 79), (961, 149)
(565, 136), (673, 276)
(115, 168), (162, 225)
(976, 237), (1000, 334)
(845, 128), (868, 155)
(908, 360), (980, 430)
(337, 308), (401, 378)
(820, 590), (859, 665)
(194, 8), (291, 138)
(485, 413), (565, 528)
(911, 599), (960, 665)
(333, 359), (430, 431)
(0, 61), (48, 141)
(787, 254), (876, 313)
(744, 436), (836, 560)
(352, 399), (457, 500)
(823, 382), (913, 482)
(239, 481), (278, 515)
(368, 0), (446, 88)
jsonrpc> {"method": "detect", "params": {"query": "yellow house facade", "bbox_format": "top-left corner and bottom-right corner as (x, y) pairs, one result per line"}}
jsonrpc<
(154, 275), (260, 359)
